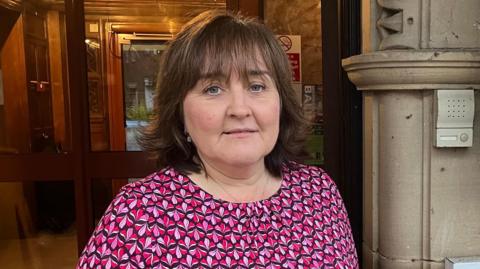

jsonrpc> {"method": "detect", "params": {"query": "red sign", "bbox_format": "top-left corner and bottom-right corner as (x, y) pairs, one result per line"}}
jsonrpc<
(287, 53), (300, 82)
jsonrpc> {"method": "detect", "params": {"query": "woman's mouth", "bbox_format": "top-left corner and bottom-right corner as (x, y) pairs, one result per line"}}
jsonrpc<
(223, 128), (257, 135)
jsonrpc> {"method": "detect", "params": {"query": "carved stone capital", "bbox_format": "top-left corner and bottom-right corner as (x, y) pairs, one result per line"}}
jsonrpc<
(371, 0), (480, 51)
(376, 0), (421, 50)
(342, 50), (480, 90)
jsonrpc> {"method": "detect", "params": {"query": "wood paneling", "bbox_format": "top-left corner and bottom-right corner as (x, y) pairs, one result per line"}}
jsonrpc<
(23, 9), (55, 153)
(0, 107), (6, 148)
(38, 0), (226, 16)
(106, 31), (126, 151)
(5, 7), (68, 153)
(89, 116), (109, 151)
(0, 153), (72, 181)
(0, 6), (20, 47)
(87, 152), (156, 179)
(226, 0), (263, 19)
(0, 0), (22, 11)
(85, 19), (110, 151)
(24, 11), (47, 40)
(110, 23), (178, 34)
(47, 10), (68, 150)
(1, 15), (30, 153)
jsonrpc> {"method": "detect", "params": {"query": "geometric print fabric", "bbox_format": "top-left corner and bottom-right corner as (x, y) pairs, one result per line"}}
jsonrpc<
(77, 162), (359, 268)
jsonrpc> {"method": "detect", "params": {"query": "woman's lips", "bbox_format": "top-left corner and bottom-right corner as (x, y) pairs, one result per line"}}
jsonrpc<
(223, 129), (257, 136)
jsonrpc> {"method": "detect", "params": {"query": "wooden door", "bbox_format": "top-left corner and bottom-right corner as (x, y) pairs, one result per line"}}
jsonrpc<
(26, 42), (55, 152)
(24, 10), (55, 152)
(0, 2), (75, 263)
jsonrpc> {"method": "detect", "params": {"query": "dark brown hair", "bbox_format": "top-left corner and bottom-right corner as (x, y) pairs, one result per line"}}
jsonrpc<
(139, 10), (307, 177)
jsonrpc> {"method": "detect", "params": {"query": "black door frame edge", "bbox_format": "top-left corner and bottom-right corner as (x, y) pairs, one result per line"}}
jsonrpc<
(321, 0), (363, 263)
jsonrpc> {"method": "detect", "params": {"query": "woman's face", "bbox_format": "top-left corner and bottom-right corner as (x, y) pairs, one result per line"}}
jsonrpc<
(183, 63), (281, 171)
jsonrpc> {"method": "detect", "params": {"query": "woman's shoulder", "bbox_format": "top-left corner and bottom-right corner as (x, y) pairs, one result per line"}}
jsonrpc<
(283, 161), (340, 197)
(283, 161), (329, 182)
(115, 166), (187, 202)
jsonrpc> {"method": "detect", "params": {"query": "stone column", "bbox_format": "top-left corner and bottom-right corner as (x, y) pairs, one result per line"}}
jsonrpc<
(342, 1), (480, 268)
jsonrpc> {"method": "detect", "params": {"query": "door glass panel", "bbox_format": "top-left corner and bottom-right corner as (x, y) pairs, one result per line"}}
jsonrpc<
(264, 0), (324, 165)
(84, 1), (227, 152)
(123, 41), (167, 151)
(0, 0), (77, 268)
(0, 180), (77, 268)
(0, 3), (71, 154)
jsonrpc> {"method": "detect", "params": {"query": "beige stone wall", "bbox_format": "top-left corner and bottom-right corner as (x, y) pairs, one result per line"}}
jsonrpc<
(263, 0), (322, 85)
(363, 90), (480, 269)
(345, 0), (480, 267)
(429, 90), (480, 259)
(428, 0), (480, 48)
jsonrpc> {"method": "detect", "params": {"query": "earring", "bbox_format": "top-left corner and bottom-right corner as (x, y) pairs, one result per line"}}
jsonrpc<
(184, 127), (192, 143)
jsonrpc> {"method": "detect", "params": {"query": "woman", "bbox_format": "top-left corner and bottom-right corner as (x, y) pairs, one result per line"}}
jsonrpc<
(78, 10), (358, 268)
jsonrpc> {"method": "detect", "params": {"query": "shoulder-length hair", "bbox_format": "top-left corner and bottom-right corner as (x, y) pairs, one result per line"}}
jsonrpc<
(139, 10), (308, 177)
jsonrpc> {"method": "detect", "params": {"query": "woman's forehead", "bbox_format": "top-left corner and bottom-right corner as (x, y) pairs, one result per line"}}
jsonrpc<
(200, 54), (270, 77)
(198, 67), (273, 84)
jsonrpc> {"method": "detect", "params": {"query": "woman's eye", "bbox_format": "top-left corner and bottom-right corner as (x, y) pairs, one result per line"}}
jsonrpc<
(250, 84), (265, 93)
(204, 86), (222, 96)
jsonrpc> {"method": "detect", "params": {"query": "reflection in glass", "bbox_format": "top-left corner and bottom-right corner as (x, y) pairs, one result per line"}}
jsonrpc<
(0, 68), (7, 152)
(0, 3), (70, 154)
(92, 178), (141, 224)
(0, 1), (77, 268)
(83, 1), (226, 152)
(85, 20), (110, 152)
(0, 181), (77, 268)
(123, 42), (167, 151)
(92, 178), (113, 224)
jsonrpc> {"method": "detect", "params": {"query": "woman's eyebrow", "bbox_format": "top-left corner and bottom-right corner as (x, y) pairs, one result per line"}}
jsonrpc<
(248, 70), (271, 76)
(198, 70), (272, 82)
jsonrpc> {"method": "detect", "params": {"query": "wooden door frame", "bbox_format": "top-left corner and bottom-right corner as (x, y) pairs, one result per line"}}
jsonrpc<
(65, 1), (161, 252)
(321, 0), (363, 261)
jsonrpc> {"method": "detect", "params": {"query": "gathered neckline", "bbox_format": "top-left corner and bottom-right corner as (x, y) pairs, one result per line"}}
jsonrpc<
(173, 166), (288, 208)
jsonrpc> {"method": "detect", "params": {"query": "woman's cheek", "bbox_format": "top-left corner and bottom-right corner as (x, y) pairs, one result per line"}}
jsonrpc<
(194, 111), (218, 131)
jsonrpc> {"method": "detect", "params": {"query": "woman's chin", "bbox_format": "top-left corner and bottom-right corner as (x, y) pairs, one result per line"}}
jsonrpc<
(216, 154), (265, 168)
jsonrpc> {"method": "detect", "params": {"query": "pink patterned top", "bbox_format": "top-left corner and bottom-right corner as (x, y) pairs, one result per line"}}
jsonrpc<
(77, 162), (358, 268)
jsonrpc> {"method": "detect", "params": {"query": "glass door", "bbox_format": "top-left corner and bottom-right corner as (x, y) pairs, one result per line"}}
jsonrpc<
(0, 1), (260, 268)
(97, 32), (171, 198)
(0, 1), (78, 268)
(81, 0), (232, 255)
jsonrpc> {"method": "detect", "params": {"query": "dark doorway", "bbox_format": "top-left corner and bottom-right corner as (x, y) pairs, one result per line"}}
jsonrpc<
(321, 0), (363, 263)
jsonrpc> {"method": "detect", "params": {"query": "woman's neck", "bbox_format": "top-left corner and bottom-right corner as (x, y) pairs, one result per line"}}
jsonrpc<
(190, 158), (279, 203)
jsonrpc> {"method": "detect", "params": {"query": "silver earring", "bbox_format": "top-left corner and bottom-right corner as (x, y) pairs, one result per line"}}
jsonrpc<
(184, 127), (192, 143)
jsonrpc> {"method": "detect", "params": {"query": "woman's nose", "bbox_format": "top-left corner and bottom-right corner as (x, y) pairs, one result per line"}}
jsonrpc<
(226, 90), (251, 118)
